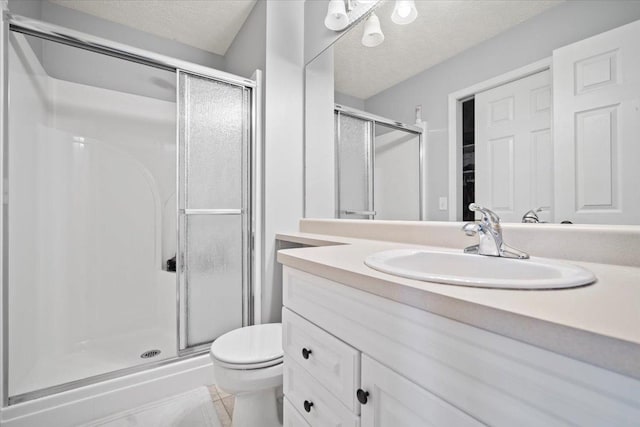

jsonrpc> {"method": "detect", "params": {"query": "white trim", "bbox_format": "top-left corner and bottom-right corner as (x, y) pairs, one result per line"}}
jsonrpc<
(0, 355), (213, 427)
(251, 69), (263, 325)
(0, 0), (8, 408)
(447, 57), (552, 221)
(418, 120), (429, 220)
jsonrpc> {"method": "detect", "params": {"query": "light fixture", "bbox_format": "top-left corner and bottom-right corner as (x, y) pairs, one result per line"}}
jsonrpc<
(324, 0), (418, 47)
(361, 12), (384, 47)
(325, 0), (349, 31)
(391, 0), (417, 25)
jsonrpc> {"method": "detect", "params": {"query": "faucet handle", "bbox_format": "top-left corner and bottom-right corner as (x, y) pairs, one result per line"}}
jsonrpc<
(469, 203), (500, 225)
(461, 222), (479, 236)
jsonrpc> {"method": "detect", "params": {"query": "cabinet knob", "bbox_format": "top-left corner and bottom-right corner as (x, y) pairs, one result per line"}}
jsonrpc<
(301, 348), (312, 359)
(303, 400), (314, 413)
(356, 389), (369, 404)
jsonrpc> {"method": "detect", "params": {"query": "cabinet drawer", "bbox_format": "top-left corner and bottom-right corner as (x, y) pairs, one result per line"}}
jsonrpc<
(284, 355), (360, 427)
(283, 307), (360, 412)
(284, 397), (311, 427)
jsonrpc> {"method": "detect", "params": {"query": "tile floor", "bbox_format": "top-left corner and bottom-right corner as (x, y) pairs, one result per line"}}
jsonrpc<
(208, 385), (235, 427)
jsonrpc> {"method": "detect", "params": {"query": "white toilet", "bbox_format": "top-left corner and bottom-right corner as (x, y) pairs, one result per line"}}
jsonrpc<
(209, 323), (283, 427)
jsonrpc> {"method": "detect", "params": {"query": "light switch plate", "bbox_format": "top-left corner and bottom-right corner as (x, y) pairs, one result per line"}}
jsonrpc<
(439, 197), (448, 210)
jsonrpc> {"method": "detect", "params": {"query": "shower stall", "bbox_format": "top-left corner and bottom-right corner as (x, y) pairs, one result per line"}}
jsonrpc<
(334, 105), (425, 221)
(1, 14), (260, 407)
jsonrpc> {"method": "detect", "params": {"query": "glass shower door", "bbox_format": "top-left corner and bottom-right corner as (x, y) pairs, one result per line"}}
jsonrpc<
(178, 72), (250, 350)
(335, 112), (375, 219)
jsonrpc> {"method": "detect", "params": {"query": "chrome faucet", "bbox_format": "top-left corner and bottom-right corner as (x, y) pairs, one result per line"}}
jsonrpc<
(462, 203), (529, 259)
(522, 207), (546, 223)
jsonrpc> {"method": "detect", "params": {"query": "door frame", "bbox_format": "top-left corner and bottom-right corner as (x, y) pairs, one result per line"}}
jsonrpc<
(447, 57), (551, 221)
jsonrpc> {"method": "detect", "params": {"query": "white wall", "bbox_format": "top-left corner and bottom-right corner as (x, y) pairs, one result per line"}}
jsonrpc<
(363, 0), (640, 220)
(334, 91), (364, 110)
(262, 0), (305, 323)
(305, 47), (335, 218)
(374, 130), (420, 220)
(225, 0), (266, 79)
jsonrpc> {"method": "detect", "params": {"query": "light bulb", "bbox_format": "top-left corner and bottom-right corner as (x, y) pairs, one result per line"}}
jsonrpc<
(397, 5), (411, 18)
(391, 0), (417, 25)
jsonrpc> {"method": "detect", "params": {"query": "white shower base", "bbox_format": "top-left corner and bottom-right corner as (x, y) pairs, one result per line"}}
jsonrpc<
(12, 328), (177, 397)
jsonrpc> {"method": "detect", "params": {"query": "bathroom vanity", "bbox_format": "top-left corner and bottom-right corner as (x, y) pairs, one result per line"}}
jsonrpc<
(277, 220), (640, 426)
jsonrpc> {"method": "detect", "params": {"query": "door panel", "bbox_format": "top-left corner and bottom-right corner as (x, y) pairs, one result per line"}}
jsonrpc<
(553, 19), (640, 224)
(178, 71), (250, 350)
(475, 70), (552, 222)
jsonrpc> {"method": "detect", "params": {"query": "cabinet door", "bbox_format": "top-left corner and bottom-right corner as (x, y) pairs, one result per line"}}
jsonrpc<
(360, 355), (481, 427)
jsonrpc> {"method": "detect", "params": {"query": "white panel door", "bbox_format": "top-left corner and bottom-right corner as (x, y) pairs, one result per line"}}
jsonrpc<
(360, 355), (481, 427)
(553, 19), (640, 224)
(475, 70), (552, 222)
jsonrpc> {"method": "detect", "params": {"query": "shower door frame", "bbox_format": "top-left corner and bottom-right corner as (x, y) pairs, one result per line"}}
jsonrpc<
(334, 104), (427, 221)
(176, 70), (252, 355)
(0, 12), (262, 406)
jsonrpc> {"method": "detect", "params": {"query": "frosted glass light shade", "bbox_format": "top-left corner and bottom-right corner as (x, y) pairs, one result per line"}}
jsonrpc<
(361, 12), (384, 47)
(391, 0), (417, 25)
(325, 0), (349, 31)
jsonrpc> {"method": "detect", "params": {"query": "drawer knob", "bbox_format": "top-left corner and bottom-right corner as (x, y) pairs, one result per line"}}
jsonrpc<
(356, 389), (369, 404)
(303, 400), (314, 413)
(301, 348), (312, 359)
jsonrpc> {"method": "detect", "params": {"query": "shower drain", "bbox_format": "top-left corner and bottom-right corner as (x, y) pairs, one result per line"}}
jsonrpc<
(140, 349), (162, 359)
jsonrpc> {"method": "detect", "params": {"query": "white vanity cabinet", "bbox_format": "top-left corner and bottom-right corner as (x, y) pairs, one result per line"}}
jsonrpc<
(281, 266), (640, 427)
(282, 308), (478, 427)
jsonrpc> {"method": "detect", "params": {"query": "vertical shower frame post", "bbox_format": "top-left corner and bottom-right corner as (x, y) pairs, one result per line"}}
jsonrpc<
(0, 2), (10, 408)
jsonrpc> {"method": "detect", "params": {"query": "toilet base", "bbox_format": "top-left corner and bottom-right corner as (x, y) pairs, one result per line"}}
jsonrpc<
(232, 386), (282, 427)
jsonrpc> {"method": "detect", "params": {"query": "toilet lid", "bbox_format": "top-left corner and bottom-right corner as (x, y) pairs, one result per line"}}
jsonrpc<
(210, 323), (282, 365)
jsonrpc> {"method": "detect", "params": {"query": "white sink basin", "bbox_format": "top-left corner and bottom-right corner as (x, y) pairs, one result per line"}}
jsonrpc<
(364, 249), (596, 289)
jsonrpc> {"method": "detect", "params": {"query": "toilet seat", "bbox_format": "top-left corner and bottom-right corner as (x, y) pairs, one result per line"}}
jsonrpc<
(210, 323), (282, 370)
(212, 355), (283, 370)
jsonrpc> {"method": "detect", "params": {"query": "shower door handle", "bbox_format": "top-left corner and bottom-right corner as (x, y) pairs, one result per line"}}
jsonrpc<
(341, 210), (377, 216)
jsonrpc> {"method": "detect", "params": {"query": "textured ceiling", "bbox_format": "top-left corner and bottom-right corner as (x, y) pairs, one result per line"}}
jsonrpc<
(49, 0), (257, 55)
(334, 0), (563, 99)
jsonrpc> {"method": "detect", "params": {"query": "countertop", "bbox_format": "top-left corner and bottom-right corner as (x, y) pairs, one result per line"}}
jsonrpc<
(276, 230), (640, 381)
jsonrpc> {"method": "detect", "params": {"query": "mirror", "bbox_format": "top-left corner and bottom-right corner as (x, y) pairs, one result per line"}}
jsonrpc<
(304, 0), (640, 225)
